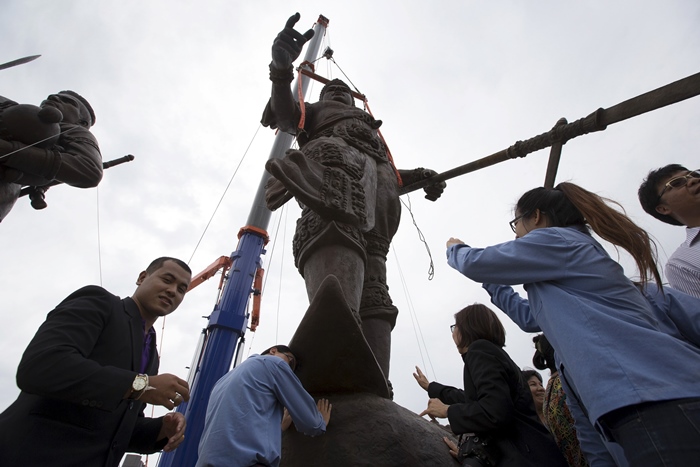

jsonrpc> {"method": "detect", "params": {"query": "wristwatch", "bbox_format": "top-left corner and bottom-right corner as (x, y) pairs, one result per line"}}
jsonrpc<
(130, 374), (149, 399)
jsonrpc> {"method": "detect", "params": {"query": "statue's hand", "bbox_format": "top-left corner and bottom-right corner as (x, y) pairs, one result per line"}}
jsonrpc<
(419, 169), (446, 202)
(0, 165), (23, 183)
(271, 12), (315, 70)
(264, 174), (293, 210)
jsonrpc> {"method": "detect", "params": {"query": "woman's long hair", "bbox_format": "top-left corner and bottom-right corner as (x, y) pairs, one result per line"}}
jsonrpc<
(516, 182), (662, 288)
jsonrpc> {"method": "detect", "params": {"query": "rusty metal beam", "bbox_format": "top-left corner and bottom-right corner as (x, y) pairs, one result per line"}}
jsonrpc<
(400, 71), (700, 195)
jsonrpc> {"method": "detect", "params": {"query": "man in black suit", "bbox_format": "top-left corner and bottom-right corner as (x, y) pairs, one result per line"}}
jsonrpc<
(0, 257), (192, 467)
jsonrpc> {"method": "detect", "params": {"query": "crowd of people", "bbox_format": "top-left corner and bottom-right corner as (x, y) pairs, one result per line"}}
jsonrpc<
(1, 10), (698, 466)
(416, 169), (699, 467)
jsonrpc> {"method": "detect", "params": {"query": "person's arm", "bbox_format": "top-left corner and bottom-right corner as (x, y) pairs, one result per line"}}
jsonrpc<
(128, 413), (167, 453)
(0, 124), (102, 187)
(427, 382), (466, 406)
(482, 283), (541, 332)
(441, 344), (517, 434)
(644, 283), (700, 347)
(267, 359), (327, 436)
(665, 258), (700, 299)
(446, 229), (576, 285)
(16, 286), (135, 411)
(261, 13), (313, 134)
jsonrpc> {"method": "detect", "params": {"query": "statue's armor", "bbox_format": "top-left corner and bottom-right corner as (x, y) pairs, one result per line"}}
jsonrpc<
(264, 97), (402, 378)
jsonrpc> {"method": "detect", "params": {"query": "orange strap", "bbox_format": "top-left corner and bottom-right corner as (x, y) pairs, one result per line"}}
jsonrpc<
(297, 70), (306, 130)
(363, 99), (403, 187)
(297, 61), (316, 131)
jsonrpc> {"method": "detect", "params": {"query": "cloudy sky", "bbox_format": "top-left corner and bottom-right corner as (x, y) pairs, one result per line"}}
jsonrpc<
(1, 0), (699, 463)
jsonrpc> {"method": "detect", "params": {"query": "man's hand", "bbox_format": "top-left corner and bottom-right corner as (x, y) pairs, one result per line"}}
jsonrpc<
(139, 374), (190, 410)
(419, 398), (449, 419)
(443, 436), (459, 459)
(271, 13), (315, 70)
(412, 366), (430, 391)
(158, 412), (186, 453)
(317, 398), (332, 427)
(446, 237), (464, 249)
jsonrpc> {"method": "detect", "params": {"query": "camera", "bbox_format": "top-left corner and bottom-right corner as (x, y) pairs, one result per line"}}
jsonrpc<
(458, 435), (500, 467)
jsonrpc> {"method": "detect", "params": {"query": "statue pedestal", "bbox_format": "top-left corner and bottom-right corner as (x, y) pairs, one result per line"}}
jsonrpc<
(281, 392), (458, 467)
(282, 276), (457, 466)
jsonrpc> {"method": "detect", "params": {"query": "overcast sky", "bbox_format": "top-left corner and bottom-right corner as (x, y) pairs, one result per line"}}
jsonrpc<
(2, 1), (699, 464)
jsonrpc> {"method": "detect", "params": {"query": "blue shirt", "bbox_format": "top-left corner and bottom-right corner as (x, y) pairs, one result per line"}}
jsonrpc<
(196, 354), (326, 467)
(447, 226), (700, 427)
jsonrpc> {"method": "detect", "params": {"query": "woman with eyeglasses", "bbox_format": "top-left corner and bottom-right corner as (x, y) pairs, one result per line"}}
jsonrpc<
(446, 182), (700, 467)
(415, 304), (567, 467)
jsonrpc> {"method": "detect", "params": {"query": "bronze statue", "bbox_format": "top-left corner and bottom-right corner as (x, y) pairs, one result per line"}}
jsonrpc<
(0, 91), (102, 222)
(262, 13), (446, 382)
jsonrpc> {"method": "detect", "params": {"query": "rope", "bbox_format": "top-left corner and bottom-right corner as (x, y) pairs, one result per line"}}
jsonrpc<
(329, 57), (361, 98)
(362, 99), (403, 188)
(391, 245), (437, 381)
(0, 124), (79, 161)
(324, 55), (403, 187)
(187, 124), (262, 265)
(400, 194), (435, 280)
(275, 206), (288, 343)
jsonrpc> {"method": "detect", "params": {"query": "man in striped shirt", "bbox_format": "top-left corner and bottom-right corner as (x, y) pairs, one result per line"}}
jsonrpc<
(639, 164), (700, 298)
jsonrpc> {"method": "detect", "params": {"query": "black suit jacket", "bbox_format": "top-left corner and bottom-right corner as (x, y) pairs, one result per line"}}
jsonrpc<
(0, 286), (166, 467)
(429, 339), (567, 467)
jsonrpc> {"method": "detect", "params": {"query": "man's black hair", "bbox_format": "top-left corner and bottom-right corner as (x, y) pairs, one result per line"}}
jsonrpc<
(145, 257), (192, 275)
(638, 164), (687, 226)
(262, 344), (297, 371)
(261, 344), (294, 356)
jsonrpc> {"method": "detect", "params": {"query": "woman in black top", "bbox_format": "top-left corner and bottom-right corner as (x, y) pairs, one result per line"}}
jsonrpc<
(415, 304), (566, 467)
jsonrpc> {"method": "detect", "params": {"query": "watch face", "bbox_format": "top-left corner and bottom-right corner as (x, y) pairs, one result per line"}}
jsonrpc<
(133, 375), (147, 391)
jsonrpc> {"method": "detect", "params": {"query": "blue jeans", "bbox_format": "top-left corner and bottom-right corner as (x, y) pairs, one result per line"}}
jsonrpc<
(602, 398), (700, 466)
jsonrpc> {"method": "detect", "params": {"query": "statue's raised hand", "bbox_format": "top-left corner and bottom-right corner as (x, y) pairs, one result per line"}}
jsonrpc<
(271, 13), (315, 70)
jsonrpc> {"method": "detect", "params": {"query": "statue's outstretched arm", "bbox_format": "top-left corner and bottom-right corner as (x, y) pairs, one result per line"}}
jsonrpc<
(0, 125), (102, 188)
(398, 168), (446, 202)
(262, 13), (315, 134)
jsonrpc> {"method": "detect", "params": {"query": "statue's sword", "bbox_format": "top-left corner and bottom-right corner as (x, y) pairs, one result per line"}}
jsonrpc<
(0, 54), (41, 71)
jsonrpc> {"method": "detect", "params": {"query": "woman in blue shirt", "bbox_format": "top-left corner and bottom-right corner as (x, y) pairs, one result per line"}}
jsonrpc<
(446, 182), (700, 467)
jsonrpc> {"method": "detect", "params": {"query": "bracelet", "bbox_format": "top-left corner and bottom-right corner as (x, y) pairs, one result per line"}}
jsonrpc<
(269, 64), (294, 83)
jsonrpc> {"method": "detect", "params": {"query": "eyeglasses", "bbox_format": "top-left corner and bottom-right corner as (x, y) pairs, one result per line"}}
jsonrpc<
(450, 324), (456, 333)
(658, 170), (700, 199)
(282, 353), (297, 371)
(509, 214), (526, 233)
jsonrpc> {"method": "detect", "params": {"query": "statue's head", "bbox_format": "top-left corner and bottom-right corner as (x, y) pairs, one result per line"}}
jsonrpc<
(319, 78), (354, 107)
(40, 90), (96, 128)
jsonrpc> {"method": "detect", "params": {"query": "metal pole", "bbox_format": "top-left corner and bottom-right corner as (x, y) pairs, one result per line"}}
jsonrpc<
(399, 71), (700, 194)
(543, 118), (567, 189)
(158, 15), (329, 467)
(247, 15), (329, 229)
